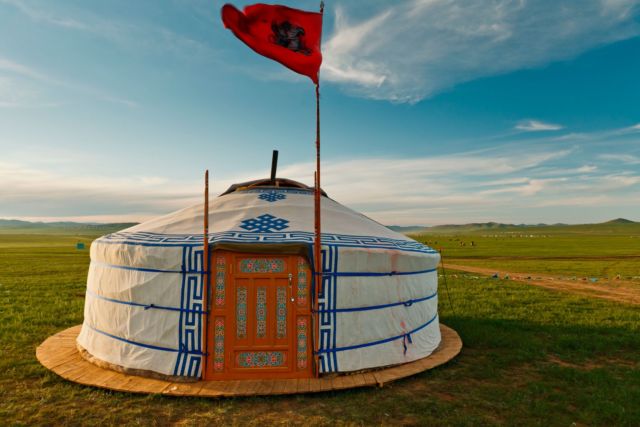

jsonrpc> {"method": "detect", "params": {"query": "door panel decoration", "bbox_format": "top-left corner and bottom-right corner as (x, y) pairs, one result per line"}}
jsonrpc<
(256, 287), (267, 339)
(297, 258), (307, 306)
(296, 317), (308, 369)
(215, 256), (226, 307)
(239, 258), (286, 273)
(236, 286), (247, 339)
(236, 351), (286, 368)
(276, 286), (287, 339)
(214, 318), (225, 371)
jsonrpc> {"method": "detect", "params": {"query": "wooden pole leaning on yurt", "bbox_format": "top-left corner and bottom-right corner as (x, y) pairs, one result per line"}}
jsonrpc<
(201, 170), (210, 379)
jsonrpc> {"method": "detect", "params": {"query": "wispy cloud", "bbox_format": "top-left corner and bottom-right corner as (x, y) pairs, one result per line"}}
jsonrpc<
(515, 120), (564, 132)
(599, 153), (640, 164)
(623, 123), (640, 132)
(0, 57), (51, 81)
(1, 0), (215, 60)
(0, 56), (137, 108)
(0, 161), (200, 218)
(1, 141), (638, 224)
(1, 108), (638, 224)
(0, 0), (87, 29)
(322, 0), (640, 102)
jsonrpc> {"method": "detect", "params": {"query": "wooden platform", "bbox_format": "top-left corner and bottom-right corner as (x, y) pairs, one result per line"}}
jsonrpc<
(36, 324), (462, 397)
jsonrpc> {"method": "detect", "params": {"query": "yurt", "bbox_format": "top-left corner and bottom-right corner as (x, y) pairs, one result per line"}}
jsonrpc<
(76, 177), (442, 382)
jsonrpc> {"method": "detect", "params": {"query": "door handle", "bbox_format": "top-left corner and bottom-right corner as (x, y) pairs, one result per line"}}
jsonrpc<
(288, 273), (294, 302)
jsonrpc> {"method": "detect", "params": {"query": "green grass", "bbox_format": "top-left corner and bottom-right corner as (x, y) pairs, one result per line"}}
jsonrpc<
(414, 226), (640, 279)
(1, 231), (639, 426)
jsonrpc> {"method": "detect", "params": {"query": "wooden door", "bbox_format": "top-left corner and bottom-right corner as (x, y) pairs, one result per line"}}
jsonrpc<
(205, 251), (312, 380)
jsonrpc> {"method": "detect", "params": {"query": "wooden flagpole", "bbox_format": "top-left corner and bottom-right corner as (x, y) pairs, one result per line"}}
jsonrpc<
(313, 82), (321, 294)
(202, 170), (210, 379)
(312, 0), (324, 379)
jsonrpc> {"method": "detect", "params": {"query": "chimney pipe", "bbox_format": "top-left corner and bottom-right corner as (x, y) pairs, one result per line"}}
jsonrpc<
(270, 150), (279, 184)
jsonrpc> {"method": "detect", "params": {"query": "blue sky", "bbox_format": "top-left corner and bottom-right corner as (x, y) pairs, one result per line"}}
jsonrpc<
(1, 0), (639, 225)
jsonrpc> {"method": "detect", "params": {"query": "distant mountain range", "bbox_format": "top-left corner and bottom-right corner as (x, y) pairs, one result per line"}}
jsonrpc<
(387, 218), (639, 234)
(0, 218), (637, 235)
(0, 219), (138, 233)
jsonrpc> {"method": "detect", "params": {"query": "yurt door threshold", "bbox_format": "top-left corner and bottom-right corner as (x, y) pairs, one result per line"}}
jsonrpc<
(205, 251), (312, 380)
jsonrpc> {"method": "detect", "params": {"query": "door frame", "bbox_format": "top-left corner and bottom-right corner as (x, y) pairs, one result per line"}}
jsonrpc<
(204, 250), (312, 380)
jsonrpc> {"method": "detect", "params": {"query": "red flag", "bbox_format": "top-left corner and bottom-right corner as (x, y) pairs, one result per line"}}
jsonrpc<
(221, 3), (323, 84)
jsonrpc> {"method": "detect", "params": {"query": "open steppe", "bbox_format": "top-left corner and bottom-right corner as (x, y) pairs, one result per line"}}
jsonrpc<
(1, 221), (639, 425)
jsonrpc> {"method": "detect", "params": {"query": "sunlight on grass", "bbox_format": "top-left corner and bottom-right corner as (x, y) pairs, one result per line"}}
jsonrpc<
(1, 231), (639, 425)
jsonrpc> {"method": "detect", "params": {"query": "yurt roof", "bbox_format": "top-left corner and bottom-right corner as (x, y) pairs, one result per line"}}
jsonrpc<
(220, 177), (328, 197)
(99, 178), (437, 257)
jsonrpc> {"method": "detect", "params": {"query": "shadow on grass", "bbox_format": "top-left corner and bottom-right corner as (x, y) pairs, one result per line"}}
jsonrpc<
(11, 315), (638, 427)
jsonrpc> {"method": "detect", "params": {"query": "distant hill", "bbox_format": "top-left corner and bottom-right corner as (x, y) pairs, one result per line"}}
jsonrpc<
(387, 218), (639, 235)
(387, 225), (430, 234)
(0, 219), (137, 234)
(604, 218), (636, 225)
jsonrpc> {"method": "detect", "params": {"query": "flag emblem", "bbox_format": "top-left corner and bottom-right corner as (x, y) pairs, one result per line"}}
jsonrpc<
(270, 21), (311, 55)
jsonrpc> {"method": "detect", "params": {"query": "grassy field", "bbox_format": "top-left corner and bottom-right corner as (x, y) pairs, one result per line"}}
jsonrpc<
(413, 222), (640, 279)
(1, 229), (639, 426)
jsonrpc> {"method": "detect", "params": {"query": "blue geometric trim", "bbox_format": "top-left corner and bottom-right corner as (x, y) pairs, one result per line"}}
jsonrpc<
(173, 246), (204, 377)
(96, 231), (438, 254)
(315, 312), (439, 354)
(258, 191), (287, 203)
(315, 290), (437, 314)
(239, 214), (289, 232)
(318, 246), (339, 373)
(241, 188), (313, 196)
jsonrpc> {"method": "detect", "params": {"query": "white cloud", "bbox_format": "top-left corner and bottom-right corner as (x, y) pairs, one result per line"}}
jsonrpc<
(515, 120), (564, 132)
(2, 141), (638, 225)
(0, 161), (199, 216)
(322, 0), (640, 102)
(0, 147), (573, 222)
(480, 178), (568, 197)
(0, 57), (51, 81)
(576, 165), (598, 173)
(599, 153), (640, 164)
(0, 0), (87, 29)
(322, 7), (390, 87)
(0, 55), (137, 108)
(1, 0), (215, 60)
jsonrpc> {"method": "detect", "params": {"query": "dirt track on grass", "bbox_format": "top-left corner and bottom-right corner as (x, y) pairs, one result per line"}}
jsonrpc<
(443, 262), (640, 306)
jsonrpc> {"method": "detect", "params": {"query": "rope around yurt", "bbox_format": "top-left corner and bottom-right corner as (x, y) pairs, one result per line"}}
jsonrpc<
(439, 249), (456, 317)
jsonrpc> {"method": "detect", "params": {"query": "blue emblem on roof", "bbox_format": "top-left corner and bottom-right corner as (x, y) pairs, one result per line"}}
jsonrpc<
(239, 214), (290, 232)
(258, 191), (286, 203)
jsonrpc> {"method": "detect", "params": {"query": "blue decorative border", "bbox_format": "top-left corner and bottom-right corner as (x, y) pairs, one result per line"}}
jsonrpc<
(173, 246), (204, 377)
(318, 246), (339, 373)
(241, 188), (313, 196)
(97, 231), (437, 254)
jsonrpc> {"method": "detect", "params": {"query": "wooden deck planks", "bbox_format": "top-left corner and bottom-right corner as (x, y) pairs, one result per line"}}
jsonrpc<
(37, 324), (462, 397)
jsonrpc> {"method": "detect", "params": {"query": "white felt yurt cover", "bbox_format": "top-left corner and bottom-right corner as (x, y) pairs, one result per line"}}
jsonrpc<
(78, 184), (441, 378)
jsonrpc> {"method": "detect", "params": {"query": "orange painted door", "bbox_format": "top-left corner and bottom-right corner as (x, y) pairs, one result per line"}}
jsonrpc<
(205, 252), (312, 380)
